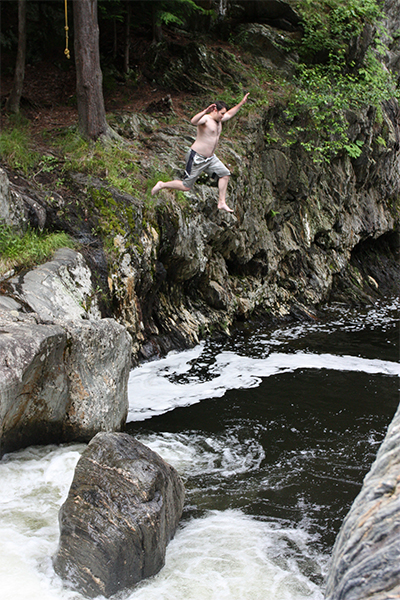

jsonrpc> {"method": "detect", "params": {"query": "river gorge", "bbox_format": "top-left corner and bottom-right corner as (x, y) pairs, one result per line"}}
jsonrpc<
(1, 298), (398, 600)
(1, 0), (399, 596)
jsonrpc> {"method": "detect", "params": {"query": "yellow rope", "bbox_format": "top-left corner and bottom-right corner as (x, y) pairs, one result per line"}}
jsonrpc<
(64, 0), (70, 59)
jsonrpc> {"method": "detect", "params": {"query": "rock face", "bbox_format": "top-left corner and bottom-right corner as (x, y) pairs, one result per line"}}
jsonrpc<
(109, 91), (400, 362)
(0, 166), (46, 231)
(53, 432), (185, 598)
(0, 248), (132, 456)
(325, 403), (400, 600)
(7, 247), (102, 321)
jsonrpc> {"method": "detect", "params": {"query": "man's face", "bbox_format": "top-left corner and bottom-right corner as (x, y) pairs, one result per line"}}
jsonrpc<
(212, 108), (227, 122)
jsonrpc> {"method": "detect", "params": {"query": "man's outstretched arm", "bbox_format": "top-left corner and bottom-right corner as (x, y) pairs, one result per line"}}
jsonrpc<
(221, 92), (249, 122)
(191, 103), (217, 125)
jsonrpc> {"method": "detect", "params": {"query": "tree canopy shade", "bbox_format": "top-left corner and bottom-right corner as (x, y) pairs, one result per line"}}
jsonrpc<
(73, 0), (109, 140)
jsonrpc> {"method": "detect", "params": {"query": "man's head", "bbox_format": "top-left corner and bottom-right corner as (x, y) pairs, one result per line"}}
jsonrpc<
(215, 101), (228, 112)
(211, 100), (228, 121)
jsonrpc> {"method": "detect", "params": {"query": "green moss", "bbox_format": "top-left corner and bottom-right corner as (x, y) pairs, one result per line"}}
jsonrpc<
(53, 129), (142, 196)
(87, 187), (141, 253)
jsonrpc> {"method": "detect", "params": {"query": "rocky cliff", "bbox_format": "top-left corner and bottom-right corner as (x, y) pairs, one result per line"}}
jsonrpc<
(106, 101), (399, 365)
(0, 1), (399, 404)
(0, 1), (399, 593)
(1, 2), (399, 364)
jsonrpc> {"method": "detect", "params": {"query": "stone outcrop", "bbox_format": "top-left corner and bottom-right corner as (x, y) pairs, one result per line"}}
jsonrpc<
(1, 3), (399, 366)
(0, 166), (46, 232)
(109, 91), (400, 362)
(53, 432), (185, 598)
(325, 403), (400, 600)
(0, 248), (132, 456)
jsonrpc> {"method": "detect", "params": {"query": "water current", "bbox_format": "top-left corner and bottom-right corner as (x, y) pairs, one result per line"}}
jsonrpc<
(1, 300), (399, 600)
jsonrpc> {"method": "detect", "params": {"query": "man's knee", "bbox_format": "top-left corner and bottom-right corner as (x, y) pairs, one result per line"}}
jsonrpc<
(218, 175), (230, 185)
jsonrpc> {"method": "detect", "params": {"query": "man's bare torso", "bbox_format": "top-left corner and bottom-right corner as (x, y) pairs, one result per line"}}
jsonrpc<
(191, 115), (222, 157)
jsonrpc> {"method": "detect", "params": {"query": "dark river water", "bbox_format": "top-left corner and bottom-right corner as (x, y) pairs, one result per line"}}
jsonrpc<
(0, 300), (399, 600)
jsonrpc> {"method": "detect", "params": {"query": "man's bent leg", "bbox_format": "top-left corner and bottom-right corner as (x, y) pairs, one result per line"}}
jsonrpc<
(151, 180), (190, 195)
(217, 175), (233, 212)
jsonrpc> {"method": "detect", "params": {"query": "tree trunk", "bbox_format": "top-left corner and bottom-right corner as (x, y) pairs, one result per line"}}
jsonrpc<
(73, 0), (108, 140)
(123, 0), (131, 74)
(152, 3), (163, 43)
(6, 0), (27, 114)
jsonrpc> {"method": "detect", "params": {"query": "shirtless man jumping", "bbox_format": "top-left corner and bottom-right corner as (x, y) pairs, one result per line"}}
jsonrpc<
(151, 92), (249, 212)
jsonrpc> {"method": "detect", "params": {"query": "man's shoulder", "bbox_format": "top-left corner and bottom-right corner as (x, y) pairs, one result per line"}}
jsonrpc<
(198, 114), (212, 125)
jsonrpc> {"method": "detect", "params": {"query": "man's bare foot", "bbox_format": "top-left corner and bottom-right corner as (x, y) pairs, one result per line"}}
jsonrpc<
(151, 181), (163, 196)
(218, 201), (234, 213)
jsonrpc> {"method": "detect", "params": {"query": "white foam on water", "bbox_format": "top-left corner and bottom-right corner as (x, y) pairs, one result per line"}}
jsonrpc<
(127, 510), (325, 600)
(135, 431), (265, 478)
(128, 349), (400, 421)
(0, 444), (85, 600)
(268, 298), (400, 343)
(0, 439), (326, 600)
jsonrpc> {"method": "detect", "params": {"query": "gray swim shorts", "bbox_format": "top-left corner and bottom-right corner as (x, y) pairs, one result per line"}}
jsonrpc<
(182, 149), (230, 189)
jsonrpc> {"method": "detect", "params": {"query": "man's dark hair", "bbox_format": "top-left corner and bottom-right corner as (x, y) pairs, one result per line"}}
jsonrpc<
(215, 100), (228, 111)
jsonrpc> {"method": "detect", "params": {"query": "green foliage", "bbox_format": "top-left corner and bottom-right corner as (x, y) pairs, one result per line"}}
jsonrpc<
(98, 0), (125, 22)
(285, 0), (399, 162)
(0, 224), (74, 276)
(55, 129), (141, 195)
(296, 0), (382, 60)
(0, 116), (40, 174)
(154, 0), (213, 28)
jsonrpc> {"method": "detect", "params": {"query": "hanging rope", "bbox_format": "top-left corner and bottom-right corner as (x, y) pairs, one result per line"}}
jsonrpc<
(64, 0), (70, 59)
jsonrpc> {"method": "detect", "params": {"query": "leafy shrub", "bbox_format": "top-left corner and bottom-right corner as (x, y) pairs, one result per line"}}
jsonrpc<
(285, 0), (399, 162)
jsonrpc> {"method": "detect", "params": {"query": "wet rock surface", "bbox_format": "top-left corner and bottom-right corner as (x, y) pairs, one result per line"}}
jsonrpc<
(53, 433), (185, 598)
(325, 403), (400, 600)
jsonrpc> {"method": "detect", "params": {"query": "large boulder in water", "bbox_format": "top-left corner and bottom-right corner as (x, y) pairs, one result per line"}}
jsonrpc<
(53, 433), (185, 598)
(325, 403), (400, 600)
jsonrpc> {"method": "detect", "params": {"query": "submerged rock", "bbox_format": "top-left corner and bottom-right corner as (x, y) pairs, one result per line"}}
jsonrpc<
(53, 433), (185, 598)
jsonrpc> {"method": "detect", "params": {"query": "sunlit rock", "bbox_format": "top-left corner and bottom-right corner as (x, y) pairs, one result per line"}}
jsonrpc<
(0, 249), (132, 456)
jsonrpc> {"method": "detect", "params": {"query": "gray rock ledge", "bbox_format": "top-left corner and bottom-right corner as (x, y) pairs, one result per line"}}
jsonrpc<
(325, 402), (400, 600)
(0, 249), (132, 456)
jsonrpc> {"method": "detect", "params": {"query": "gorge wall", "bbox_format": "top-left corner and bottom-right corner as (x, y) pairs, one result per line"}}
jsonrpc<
(0, 4), (398, 440)
(1, 1), (399, 365)
(107, 99), (400, 362)
(0, 1), (399, 594)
